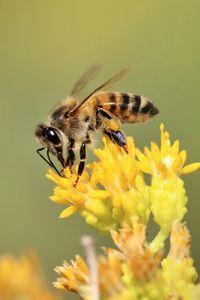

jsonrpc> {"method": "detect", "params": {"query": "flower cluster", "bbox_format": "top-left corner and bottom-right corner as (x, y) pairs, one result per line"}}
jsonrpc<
(47, 124), (200, 300)
(0, 253), (61, 300)
(55, 221), (200, 300)
(47, 136), (150, 231)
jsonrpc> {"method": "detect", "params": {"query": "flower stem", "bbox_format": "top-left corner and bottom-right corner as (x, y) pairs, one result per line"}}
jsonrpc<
(81, 235), (99, 300)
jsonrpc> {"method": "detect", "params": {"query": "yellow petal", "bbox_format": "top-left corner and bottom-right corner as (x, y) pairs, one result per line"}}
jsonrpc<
(59, 206), (78, 218)
(181, 163), (200, 175)
(171, 140), (179, 157)
(151, 142), (160, 155)
(179, 150), (187, 166)
(138, 162), (152, 174)
(88, 190), (110, 199)
(172, 155), (183, 173)
(50, 195), (68, 204)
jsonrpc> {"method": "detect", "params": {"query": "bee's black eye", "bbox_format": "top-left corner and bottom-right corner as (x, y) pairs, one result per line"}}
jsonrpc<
(44, 127), (61, 145)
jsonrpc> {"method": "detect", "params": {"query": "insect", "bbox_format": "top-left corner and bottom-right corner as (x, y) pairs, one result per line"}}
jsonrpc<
(35, 65), (159, 185)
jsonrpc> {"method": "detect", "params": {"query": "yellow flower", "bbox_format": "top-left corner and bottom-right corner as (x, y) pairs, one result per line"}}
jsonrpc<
(54, 222), (166, 300)
(0, 253), (60, 300)
(47, 124), (200, 235)
(54, 250), (124, 300)
(47, 168), (94, 217)
(162, 222), (199, 300)
(50, 123), (200, 299)
(136, 124), (198, 252)
(149, 176), (188, 253)
(99, 248), (124, 298)
(54, 221), (200, 300)
(54, 255), (91, 299)
(90, 137), (151, 225)
(47, 167), (114, 231)
(111, 221), (163, 282)
(47, 137), (150, 231)
(136, 123), (200, 178)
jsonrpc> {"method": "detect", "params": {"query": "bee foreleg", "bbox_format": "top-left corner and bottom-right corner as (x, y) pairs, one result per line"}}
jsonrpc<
(66, 139), (75, 173)
(74, 141), (87, 186)
(66, 149), (75, 173)
(56, 152), (66, 169)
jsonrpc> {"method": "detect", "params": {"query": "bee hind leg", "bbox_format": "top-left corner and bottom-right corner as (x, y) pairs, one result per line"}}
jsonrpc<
(104, 130), (128, 154)
(96, 108), (128, 153)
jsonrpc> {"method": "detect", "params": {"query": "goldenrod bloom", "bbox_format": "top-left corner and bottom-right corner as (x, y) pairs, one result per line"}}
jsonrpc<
(54, 255), (91, 299)
(55, 222), (200, 300)
(47, 167), (114, 231)
(98, 248), (124, 298)
(136, 124), (199, 252)
(149, 176), (188, 252)
(111, 221), (163, 282)
(47, 137), (150, 231)
(90, 137), (150, 226)
(162, 222), (198, 300)
(50, 123), (200, 299)
(0, 253), (60, 300)
(47, 124), (200, 233)
(55, 221), (200, 299)
(136, 123), (200, 178)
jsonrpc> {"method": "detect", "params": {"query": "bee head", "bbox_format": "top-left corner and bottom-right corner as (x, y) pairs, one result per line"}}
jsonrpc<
(35, 123), (62, 155)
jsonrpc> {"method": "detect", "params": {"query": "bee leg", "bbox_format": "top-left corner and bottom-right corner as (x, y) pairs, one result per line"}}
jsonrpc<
(96, 108), (128, 153)
(96, 107), (120, 131)
(66, 149), (75, 173)
(66, 139), (75, 173)
(55, 151), (68, 177)
(74, 141), (87, 186)
(104, 130), (128, 154)
(57, 152), (66, 169)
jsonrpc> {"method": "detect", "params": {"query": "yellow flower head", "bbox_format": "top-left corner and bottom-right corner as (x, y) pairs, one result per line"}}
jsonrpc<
(162, 222), (198, 300)
(99, 248), (124, 298)
(54, 221), (200, 300)
(168, 222), (191, 259)
(47, 137), (150, 231)
(54, 249), (124, 300)
(137, 123), (200, 179)
(111, 221), (163, 282)
(0, 253), (60, 300)
(47, 124), (200, 236)
(54, 255), (91, 299)
(50, 123), (200, 300)
(149, 175), (188, 253)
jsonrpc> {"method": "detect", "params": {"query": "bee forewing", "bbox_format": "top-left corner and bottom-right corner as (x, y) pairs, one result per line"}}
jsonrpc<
(70, 64), (102, 96)
(69, 65), (133, 115)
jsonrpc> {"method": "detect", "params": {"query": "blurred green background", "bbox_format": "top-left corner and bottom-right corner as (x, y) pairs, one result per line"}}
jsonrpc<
(0, 0), (200, 299)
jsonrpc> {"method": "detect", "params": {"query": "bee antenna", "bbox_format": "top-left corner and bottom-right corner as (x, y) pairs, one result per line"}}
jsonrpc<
(36, 147), (62, 176)
(46, 149), (63, 176)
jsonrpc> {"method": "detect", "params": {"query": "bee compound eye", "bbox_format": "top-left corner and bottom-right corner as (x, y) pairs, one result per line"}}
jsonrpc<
(44, 127), (61, 145)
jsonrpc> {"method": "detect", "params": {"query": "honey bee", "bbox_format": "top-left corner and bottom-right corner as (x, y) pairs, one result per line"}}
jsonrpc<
(35, 65), (159, 185)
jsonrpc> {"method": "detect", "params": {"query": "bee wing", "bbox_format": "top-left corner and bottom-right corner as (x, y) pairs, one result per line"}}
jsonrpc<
(70, 64), (102, 96)
(69, 65), (133, 115)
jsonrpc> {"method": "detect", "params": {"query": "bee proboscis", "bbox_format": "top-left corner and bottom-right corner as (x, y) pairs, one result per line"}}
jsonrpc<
(35, 65), (159, 185)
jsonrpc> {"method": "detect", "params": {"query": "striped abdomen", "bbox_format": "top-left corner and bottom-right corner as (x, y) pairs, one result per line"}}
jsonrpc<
(94, 92), (159, 123)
